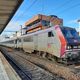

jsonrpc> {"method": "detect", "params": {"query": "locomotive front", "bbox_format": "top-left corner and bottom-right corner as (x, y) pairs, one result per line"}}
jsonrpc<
(61, 27), (80, 62)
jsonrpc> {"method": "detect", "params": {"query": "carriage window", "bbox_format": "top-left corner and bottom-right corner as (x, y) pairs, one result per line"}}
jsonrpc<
(48, 31), (54, 37)
(42, 20), (50, 26)
(15, 39), (17, 44)
(5, 40), (14, 44)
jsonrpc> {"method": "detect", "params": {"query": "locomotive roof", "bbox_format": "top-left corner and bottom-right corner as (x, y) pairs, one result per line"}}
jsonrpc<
(19, 26), (55, 39)
(61, 26), (75, 30)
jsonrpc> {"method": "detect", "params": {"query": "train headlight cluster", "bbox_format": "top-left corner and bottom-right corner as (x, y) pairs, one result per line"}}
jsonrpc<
(67, 45), (79, 49)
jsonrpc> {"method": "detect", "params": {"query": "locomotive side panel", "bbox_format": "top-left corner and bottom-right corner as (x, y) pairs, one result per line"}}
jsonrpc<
(22, 27), (62, 58)
(33, 27), (61, 58)
(23, 36), (34, 53)
(33, 34), (38, 50)
(37, 32), (47, 52)
(47, 28), (61, 57)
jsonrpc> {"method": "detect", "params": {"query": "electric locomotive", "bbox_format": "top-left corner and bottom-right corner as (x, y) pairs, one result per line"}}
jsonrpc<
(61, 27), (80, 62)
(0, 25), (80, 63)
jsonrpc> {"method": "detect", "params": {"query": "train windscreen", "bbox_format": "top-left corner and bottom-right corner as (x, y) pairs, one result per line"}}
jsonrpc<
(61, 27), (80, 46)
(61, 28), (79, 39)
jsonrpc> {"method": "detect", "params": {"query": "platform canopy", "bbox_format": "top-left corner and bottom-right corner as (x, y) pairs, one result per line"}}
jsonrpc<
(0, 0), (23, 34)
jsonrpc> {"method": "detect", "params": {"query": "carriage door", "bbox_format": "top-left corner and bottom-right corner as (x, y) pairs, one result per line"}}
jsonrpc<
(14, 39), (17, 48)
(34, 34), (38, 50)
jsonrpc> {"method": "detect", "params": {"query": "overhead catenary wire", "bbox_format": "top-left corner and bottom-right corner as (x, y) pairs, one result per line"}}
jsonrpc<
(56, 2), (80, 14)
(14, 0), (76, 28)
(41, 0), (45, 14)
(7, 0), (80, 32)
(6, 0), (38, 34)
(54, 0), (73, 10)
(48, 0), (74, 14)
(15, 0), (37, 22)
(14, 0), (74, 22)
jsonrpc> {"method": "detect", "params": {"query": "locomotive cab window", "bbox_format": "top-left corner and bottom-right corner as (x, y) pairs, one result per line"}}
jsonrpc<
(48, 31), (54, 37)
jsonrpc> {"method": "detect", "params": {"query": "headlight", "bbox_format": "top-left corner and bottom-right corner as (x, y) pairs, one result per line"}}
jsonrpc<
(67, 46), (71, 49)
(78, 45), (80, 48)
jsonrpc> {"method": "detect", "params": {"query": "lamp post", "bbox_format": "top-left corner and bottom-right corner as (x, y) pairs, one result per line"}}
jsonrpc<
(20, 25), (22, 36)
(20, 25), (23, 49)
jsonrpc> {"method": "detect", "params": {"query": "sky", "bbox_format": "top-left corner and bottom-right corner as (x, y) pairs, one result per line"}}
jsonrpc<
(2, 0), (80, 35)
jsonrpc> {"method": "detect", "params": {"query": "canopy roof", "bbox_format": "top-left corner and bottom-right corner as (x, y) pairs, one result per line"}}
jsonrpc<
(0, 0), (23, 34)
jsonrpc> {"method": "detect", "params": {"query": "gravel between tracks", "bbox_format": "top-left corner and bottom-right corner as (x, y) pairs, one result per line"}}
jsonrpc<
(0, 47), (65, 80)
(1, 47), (80, 80)
(9, 49), (80, 80)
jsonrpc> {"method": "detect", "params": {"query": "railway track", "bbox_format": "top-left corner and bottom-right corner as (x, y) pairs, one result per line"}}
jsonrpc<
(1, 46), (80, 80)
(0, 46), (64, 80)
(0, 47), (32, 80)
(12, 53), (80, 80)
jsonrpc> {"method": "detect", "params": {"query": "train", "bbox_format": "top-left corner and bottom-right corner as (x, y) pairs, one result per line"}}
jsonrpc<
(0, 25), (80, 63)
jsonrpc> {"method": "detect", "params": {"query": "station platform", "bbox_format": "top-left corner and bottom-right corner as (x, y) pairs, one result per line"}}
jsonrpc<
(0, 52), (21, 80)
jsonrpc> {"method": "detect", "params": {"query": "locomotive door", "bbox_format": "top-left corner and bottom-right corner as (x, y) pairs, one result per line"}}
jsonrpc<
(47, 31), (60, 57)
(14, 39), (17, 48)
(47, 31), (55, 53)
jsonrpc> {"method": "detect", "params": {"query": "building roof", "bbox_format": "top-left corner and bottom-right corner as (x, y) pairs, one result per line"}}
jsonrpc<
(0, 0), (23, 34)
(25, 14), (51, 26)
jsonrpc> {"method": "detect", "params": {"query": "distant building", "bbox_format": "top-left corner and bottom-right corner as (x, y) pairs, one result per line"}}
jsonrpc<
(24, 14), (63, 34)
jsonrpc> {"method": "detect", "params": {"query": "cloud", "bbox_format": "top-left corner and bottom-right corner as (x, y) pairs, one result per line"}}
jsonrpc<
(1, 21), (25, 36)
(4, 21), (24, 31)
(67, 19), (78, 24)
